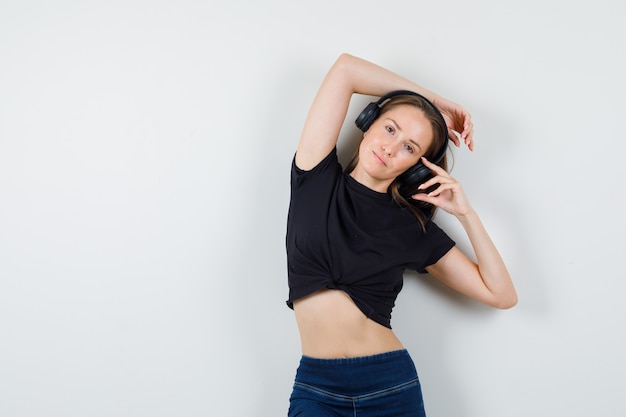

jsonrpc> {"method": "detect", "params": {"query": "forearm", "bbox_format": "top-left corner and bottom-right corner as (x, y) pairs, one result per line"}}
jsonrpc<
(334, 53), (473, 145)
(457, 210), (518, 308)
(335, 53), (437, 101)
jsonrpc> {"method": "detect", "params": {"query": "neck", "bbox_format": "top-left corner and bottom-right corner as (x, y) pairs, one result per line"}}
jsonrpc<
(349, 167), (392, 193)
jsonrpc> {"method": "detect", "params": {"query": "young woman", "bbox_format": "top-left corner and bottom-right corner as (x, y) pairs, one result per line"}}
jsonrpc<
(285, 53), (517, 417)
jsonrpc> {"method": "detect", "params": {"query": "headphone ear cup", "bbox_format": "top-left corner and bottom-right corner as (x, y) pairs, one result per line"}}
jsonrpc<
(355, 102), (381, 132)
(397, 163), (438, 198)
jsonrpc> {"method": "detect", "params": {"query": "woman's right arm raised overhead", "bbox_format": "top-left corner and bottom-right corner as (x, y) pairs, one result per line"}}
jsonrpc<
(295, 53), (474, 171)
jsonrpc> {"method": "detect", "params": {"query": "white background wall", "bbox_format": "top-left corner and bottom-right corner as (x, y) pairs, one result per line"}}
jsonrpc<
(1, 1), (624, 416)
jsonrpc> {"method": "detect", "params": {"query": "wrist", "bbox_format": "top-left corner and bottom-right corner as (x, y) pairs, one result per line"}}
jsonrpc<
(428, 92), (441, 105)
(455, 208), (478, 223)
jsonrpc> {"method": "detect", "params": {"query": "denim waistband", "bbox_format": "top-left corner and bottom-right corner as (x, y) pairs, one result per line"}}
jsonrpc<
(294, 349), (418, 396)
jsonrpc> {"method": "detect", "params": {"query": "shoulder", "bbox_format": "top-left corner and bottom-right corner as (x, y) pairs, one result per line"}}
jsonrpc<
(292, 147), (339, 178)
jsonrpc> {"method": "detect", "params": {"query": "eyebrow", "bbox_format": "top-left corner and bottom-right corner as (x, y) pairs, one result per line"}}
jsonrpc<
(386, 118), (422, 151)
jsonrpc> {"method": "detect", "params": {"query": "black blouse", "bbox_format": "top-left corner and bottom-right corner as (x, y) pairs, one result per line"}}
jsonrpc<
(286, 148), (455, 328)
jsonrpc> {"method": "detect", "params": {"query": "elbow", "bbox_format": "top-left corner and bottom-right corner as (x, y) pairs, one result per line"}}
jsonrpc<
(330, 53), (355, 79)
(334, 53), (352, 69)
(337, 52), (355, 61)
(493, 293), (518, 309)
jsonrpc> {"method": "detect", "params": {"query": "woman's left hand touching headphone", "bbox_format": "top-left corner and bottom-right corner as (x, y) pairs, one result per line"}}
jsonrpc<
(411, 157), (474, 218)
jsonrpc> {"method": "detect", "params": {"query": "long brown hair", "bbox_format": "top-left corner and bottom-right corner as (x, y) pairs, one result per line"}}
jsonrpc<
(345, 94), (449, 229)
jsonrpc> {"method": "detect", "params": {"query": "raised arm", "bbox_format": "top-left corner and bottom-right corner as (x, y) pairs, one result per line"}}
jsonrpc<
(417, 158), (518, 309)
(296, 53), (473, 170)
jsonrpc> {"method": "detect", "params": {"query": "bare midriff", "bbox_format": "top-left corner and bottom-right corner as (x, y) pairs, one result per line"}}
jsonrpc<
(292, 289), (404, 359)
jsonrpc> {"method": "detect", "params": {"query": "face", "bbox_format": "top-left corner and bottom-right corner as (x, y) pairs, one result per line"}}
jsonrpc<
(351, 105), (433, 192)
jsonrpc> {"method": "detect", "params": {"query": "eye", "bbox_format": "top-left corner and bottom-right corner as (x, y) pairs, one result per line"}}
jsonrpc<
(404, 143), (414, 153)
(385, 125), (395, 134)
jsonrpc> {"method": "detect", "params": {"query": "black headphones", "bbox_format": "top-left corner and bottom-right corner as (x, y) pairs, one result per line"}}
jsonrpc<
(354, 90), (449, 197)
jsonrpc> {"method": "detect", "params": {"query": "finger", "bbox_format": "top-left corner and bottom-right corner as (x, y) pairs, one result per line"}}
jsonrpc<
(420, 157), (447, 174)
(427, 183), (455, 197)
(411, 192), (437, 204)
(417, 174), (455, 194)
(466, 133), (474, 151)
(462, 119), (475, 149)
(448, 129), (461, 147)
(463, 129), (474, 151)
(417, 178), (440, 192)
(462, 112), (472, 132)
(460, 121), (470, 139)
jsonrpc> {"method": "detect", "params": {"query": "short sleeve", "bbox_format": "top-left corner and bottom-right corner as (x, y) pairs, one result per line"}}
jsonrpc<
(291, 147), (341, 190)
(415, 220), (455, 273)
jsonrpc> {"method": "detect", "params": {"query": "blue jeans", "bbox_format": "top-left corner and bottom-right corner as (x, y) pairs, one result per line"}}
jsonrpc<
(288, 349), (426, 417)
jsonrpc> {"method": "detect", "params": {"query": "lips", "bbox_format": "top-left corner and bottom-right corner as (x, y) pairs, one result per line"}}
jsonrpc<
(372, 151), (387, 166)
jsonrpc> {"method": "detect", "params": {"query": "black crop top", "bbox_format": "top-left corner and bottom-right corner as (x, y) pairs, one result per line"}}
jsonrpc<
(285, 148), (455, 328)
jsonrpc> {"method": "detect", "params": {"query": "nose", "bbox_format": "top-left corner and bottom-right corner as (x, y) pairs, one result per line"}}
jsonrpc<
(382, 143), (394, 156)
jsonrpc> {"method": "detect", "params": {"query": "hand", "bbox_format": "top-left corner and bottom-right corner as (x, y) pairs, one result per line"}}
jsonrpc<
(411, 157), (474, 217)
(431, 95), (474, 151)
